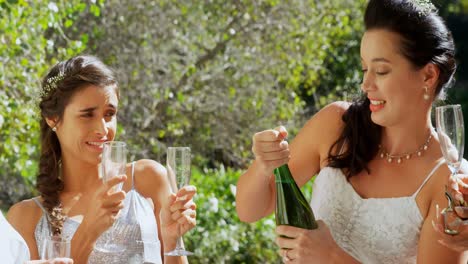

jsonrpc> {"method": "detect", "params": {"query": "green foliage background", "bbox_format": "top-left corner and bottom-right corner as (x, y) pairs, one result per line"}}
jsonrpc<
(1, 0), (467, 262)
(0, 0), (95, 208)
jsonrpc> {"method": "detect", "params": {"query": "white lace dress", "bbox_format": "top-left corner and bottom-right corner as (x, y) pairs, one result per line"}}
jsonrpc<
(310, 161), (444, 264)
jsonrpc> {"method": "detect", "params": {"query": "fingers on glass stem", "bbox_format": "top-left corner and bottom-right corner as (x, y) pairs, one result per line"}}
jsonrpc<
(443, 210), (462, 235)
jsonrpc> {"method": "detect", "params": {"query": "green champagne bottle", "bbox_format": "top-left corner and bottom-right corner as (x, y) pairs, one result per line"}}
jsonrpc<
(274, 164), (318, 230)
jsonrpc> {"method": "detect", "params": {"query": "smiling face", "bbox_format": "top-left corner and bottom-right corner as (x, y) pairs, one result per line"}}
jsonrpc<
(360, 29), (430, 128)
(50, 85), (119, 166)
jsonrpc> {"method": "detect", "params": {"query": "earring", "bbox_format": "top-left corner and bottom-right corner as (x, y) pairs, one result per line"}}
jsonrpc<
(52, 127), (57, 132)
(423, 86), (430, 100)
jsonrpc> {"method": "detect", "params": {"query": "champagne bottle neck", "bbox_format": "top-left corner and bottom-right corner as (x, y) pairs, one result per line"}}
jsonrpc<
(274, 164), (295, 183)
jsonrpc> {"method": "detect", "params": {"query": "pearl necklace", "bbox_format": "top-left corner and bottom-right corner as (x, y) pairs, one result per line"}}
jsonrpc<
(378, 133), (433, 164)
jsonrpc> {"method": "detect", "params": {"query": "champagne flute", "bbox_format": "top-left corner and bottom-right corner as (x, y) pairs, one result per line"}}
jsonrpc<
(436, 104), (465, 235)
(165, 147), (194, 256)
(41, 235), (71, 260)
(94, 141), (127, 252)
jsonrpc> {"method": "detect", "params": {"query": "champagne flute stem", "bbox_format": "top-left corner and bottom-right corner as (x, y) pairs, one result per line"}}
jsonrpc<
(175, 224), (184, 250)
(106, 224), (115, 245)
(445, 186), (455, 210)
(174, 237), (184, 251)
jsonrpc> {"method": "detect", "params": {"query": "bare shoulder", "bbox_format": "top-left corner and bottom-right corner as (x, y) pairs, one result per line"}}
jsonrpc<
(320, 101), (351, 114)
(289, 101), (350, 183)
(132, 159), (169, 199)
(7, 197), (43, 236)
(316, 101), (351, 121)
(302, 101), (349, 133)
(7, 197), (43, 258)
(8, 198), (42, 224)
(296, 101), (349, 152)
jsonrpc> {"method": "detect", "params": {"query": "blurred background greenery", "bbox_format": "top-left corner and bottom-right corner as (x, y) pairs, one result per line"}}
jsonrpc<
(1, 0), (467, 263)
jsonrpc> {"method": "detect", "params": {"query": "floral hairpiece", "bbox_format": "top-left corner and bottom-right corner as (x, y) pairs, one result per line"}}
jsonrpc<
(412, 0), (437, 15)
(50, 204), (67, 235)
(41, 72), (65, 98)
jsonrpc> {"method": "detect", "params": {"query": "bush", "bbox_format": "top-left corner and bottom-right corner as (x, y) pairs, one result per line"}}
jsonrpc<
(185, 166), (280, 263)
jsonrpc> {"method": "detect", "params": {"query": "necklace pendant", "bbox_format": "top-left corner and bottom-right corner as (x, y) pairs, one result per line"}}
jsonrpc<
(397, 158), (402, 164)
(387, 157), (393, 163)
(380, 153), (385, 159)
(405, 154), (411, 159)
(417, 151), (422, 157)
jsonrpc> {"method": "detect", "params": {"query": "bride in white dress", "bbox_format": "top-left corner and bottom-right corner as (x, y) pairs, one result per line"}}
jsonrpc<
(236, 0), (468, 263)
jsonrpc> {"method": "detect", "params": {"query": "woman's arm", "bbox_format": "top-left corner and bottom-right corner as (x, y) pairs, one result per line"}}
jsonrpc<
(236, 102), (349, 223)
(135, 159), (196, 264)
(416, 166), (468, 264)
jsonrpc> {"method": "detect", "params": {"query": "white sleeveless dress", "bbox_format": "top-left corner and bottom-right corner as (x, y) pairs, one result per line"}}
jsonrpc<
(310, 160), (445, 264)
(33, 162), (162, 264)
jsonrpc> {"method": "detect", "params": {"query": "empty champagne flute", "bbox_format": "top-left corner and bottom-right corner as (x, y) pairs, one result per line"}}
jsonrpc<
(436, 104), (465, 235)
(94, 141), (127, 252)
(41, 235), (71, 260)
(165, 147), (194, 256)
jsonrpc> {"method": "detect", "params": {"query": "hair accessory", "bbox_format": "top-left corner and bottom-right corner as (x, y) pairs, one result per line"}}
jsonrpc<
(379, 131), (433, 164)
(50, 204), (67, 236)
(423, 86), (430, 100)
(412, 0), (437, 15)
(41, 72), (65, 98)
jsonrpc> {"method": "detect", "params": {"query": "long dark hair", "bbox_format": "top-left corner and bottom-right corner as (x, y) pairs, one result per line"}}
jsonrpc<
(327, 0), (456, 178)
(37, 55), (118, 235)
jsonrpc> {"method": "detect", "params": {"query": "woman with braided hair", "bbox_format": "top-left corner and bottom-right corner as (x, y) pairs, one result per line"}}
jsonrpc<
(7, 55), (197, 263)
